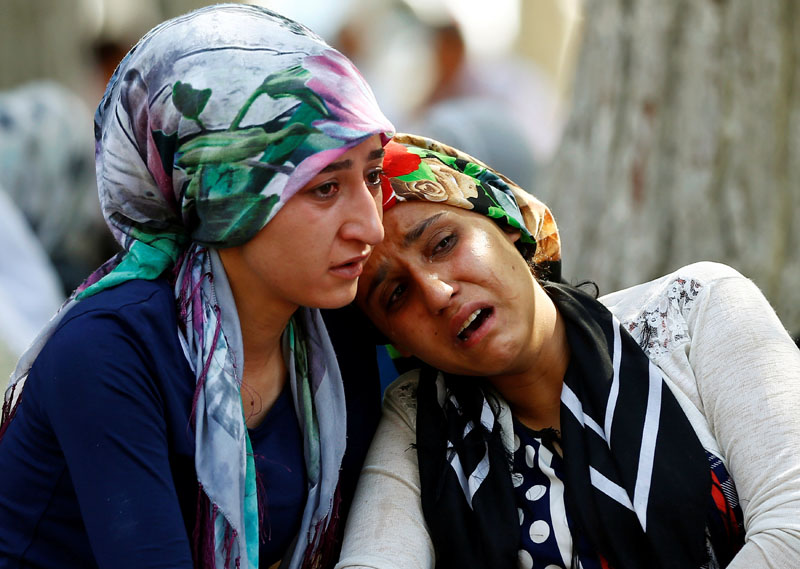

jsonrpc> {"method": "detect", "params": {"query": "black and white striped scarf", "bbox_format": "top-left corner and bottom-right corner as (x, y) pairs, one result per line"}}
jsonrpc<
(416, 283), (742, 569)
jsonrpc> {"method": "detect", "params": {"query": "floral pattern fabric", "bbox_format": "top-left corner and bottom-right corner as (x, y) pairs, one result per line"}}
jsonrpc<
(624, 276), (703, 360)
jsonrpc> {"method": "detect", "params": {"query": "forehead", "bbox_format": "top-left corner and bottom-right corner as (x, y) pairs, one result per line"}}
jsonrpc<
(357, 202), (449, 294)
(382, 200), (466, 237)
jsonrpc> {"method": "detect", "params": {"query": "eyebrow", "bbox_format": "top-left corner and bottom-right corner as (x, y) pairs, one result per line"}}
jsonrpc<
(320, 148), (385, 173)
(364, 212), (447, 305)
(402, 212), (445, 248)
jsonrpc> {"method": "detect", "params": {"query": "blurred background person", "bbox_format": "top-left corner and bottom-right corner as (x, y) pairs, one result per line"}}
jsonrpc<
(0, 183), (63, 382)
(0, 81), (115, 295)
(332, 0), (570, 196)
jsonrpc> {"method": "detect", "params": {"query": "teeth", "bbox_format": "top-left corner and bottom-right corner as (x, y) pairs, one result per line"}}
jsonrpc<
(458, 309), (483, 336)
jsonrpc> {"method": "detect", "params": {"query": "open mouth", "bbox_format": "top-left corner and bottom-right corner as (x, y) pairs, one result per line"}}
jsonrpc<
(457, 307), (493, 341)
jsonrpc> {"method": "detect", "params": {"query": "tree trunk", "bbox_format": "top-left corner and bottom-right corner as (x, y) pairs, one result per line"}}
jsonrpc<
(538, 0), (800, 334)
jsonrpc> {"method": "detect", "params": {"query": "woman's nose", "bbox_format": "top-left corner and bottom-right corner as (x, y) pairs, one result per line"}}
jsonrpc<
(419, 272), (456, 314)
(340, 182), (384, 245)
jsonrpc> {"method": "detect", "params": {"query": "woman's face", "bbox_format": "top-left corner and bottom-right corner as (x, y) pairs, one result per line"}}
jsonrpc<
(221, 135), (385, 313)
(356, 201), (545, 378)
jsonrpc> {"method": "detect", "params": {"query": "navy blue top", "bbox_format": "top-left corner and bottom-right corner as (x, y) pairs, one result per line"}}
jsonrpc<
(0, 279), (381, 568)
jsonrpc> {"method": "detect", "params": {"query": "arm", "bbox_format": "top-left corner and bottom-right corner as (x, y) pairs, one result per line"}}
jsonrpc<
(42, 311), (194, 568)
(685, 268), (800, 567)
(336, 375), (435, 569)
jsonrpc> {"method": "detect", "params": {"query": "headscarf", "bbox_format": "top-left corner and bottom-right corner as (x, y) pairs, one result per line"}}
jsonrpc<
(379, 135), (743, 569)
(380, 133), (561, 280)
(2, 5), (393, 569)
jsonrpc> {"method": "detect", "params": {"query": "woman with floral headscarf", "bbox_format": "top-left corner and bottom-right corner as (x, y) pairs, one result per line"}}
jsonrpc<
(0, 5), (394, 569)
(336, 134), (800, 569)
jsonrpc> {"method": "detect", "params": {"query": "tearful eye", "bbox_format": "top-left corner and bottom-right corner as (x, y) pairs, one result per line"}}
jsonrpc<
(433, 234), (456, 255)
(386, 283), (407, 309)
(365, 169), (383, 189)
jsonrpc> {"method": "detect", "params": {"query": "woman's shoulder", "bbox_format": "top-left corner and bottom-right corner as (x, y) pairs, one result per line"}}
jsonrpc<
(23, 278), (193, 422)
(599, 262), (744, 309)
(35, 278), (183, 378)
(58, 278), (178, 335)
(382, 370), (423, 425)
(598, 262), (749, 359)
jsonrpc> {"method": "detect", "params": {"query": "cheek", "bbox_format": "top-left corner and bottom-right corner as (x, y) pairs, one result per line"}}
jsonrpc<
(462, 231), (501, 275)
(306, 208), (348, 246)
(372, 190), (384, 216)
(391, 310), (440, 351)
(379, 314), (419, 352)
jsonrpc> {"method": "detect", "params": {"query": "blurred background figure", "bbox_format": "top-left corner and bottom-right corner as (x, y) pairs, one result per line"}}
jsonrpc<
(395, 18), (545, 193)
(332, 0), (573, 194)
(0, 184), (63, 379)
(0, 0), (160, 383)
(0, 81), (114, 295)
(0, 81), (109, 384)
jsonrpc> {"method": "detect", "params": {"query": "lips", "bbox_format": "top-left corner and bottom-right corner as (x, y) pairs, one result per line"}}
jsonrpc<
(329, 253), (369, 279)
(452, 304), (494, 344)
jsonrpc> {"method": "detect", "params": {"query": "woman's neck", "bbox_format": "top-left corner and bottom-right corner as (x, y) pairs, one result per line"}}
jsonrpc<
(237, 301), (295, 428)
(218, 249), (299, 428)
(490, 285), (570, 432)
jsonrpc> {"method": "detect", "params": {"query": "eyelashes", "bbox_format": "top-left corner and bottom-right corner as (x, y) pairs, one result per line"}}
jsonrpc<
(381, 231), (459, 312)
(385, 282), (407, 310)
(311, 182), (338, 198)
(307, 168), (385, 200)
(366, 168), (383, 189)
(432, 233), (456, 255)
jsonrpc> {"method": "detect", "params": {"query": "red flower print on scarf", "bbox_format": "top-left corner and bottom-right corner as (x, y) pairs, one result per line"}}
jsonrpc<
(380, 140), (421, 209)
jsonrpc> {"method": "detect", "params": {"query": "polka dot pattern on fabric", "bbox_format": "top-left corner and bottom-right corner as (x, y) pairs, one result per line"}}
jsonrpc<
(518, 549), (534, 569)
(525, 445), (536, 468)
(525, 484), (546, 501)
(529, 520), (551, 544)
(512, 418), (604, 569)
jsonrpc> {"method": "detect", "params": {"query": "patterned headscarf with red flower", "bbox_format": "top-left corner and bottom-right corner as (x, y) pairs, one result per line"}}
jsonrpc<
(380, 133), (561, 281)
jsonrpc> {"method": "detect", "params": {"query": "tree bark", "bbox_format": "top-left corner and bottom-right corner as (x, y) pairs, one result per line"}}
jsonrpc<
(539, 0), (800, 334)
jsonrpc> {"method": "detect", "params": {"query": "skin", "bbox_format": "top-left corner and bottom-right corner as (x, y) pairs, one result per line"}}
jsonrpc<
(356, 201), (570, 431)
(220, 135), (385, 427)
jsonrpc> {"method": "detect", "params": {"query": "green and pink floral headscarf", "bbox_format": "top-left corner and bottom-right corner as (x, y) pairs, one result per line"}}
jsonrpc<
(4, 5), (393, 569)
(85, 3), (392, 297)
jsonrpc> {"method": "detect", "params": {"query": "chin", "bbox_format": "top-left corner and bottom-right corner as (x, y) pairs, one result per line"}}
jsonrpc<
(308, 285), (358, 310)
